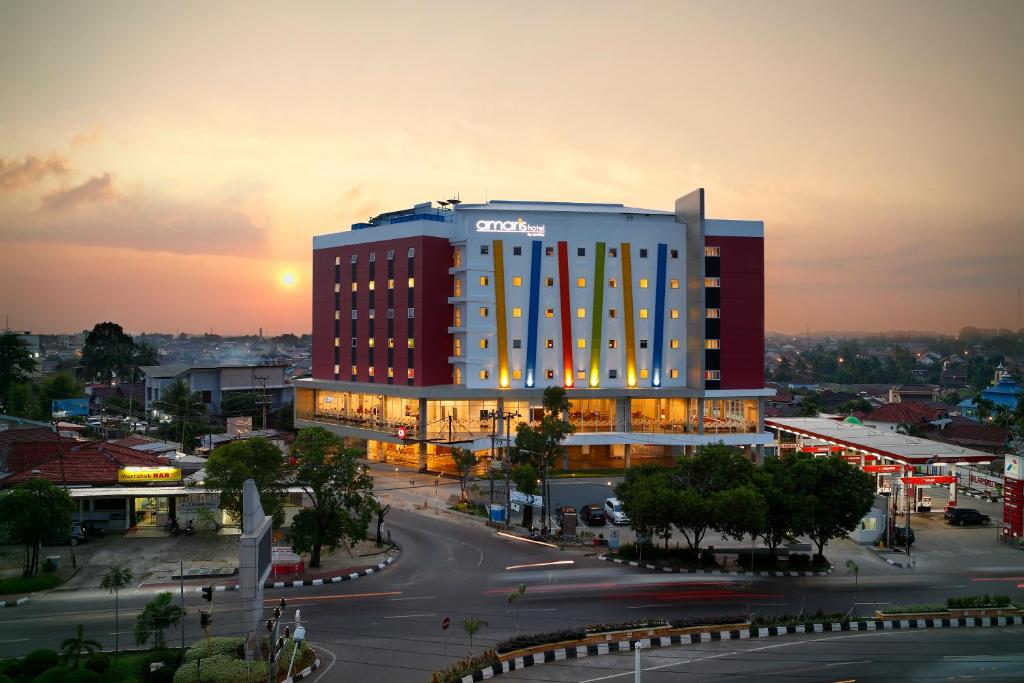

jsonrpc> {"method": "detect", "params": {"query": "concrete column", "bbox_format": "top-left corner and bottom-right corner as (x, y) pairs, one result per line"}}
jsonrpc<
(756, 444), (765, 465)
(757, 398), (765, 434)
(417, 398), (428, 472)
(624, 443), (632, 468)
(697, 398), (705, 435)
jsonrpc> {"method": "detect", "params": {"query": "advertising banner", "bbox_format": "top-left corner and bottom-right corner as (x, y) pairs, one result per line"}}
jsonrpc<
(864, 464), (904, 473)
(1006, 455), (1021, 481)
(51, 398), (89, 417)
(900, 475), (956, 486)
(117, 466), (182, 483)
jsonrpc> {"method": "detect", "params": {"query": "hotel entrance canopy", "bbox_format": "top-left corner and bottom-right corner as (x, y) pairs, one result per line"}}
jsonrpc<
(766, 417), (994, 466)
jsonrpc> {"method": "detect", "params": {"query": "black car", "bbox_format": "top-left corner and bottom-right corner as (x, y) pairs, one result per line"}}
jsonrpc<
(579, 504), (606, 526)
(945, 507), (991, 526)
(892, 526), (915, 548)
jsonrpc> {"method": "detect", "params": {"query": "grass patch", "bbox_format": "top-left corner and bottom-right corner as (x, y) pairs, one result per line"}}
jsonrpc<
(0, 573), (62, 595)
(449, 502), (489, 518)
(947, 595), (1014, 609)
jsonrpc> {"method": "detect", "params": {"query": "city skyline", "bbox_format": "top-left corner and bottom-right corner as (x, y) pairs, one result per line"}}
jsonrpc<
(2, 1), (1022, 336)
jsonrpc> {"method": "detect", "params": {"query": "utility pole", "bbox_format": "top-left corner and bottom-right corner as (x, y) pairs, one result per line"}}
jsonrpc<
(255, 375), (269, 430)
(52, 416), (76, 570)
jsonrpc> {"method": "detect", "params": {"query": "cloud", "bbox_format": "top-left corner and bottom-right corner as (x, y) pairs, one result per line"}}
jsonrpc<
(71, 126), (102, 149)
(0, 154), (69, 192)
(40, 173), (117, 210)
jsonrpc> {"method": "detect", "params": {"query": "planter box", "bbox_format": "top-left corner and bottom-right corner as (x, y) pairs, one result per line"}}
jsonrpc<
(875, 608), (1022, 620)
(499, 623), (748, 661)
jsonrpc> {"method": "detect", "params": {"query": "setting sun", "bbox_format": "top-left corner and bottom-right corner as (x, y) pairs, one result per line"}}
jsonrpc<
(280, 271), (297, 288)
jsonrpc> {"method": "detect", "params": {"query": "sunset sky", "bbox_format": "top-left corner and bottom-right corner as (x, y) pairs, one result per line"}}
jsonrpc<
(1, 1), (1021, 336)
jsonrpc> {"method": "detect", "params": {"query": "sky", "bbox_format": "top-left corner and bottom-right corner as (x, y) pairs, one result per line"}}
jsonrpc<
(1, 0), (1022, 336)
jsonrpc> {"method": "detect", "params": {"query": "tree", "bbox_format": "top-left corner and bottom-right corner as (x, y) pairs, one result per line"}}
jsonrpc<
(219, 391), (260, 419)
(269, 401), (295, 433)
(462, 617), (488, 654)
(133, 592), (185, 649)
(509, 463), (539, 530)
(0, 478), (74, 576)
(671, 444), (756, 552)
(35, 372), (84, 421)
(100, 567), (133, 655)
(507, 583), (526, 632)
(800, 393), (824, 417)
(790, 455), (875, 561)
(754, 456), (802, 555)
(451, 448), (477, 504)
(4, 380), (35, 419)
(513, 386), (574, 531)
(129, 341), (159, 381)
(79, 323), (137, 385)
(289, 427), (375, 568)
(615, 464), (678, 550)
(156, 378), (207, 453)
(373, 500), (391, 547)
(0, 332), (36, 400)
(204, 437), (286, 526)
(60, 625), (102, 668)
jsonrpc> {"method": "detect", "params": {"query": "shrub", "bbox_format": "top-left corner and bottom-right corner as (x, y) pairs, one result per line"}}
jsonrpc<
(182, 637), (244, 662)
(277, 639), (314, 673)
(947, 595), (1013, 609)
(428, 650), (500, 683)
(879, 604), (947, 614)
(84, 653), (110, 674)
(495, 628), (586, 653)
(172, 655), (267, 683)
(667, 615), (748, 629)
(19, 648), (60, 678)
(36, 668), (102, 683)
(750, 611), (849, 627)
(138, 649), (184, 680)
(787, 553), (811, 570)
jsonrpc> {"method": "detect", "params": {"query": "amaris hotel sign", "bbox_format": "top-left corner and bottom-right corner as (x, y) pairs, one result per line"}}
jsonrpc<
(475, 217), (546, 237)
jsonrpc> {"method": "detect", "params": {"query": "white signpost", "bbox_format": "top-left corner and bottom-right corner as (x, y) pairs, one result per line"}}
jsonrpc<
(239, 479), (273, 660)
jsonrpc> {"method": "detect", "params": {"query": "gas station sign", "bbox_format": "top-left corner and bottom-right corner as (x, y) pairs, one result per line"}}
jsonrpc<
(900, 475), (956, 486)
(864, 464), (904, 473)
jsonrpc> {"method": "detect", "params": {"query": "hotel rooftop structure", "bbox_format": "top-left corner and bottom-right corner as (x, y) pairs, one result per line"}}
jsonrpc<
(294, 188), (774, 471)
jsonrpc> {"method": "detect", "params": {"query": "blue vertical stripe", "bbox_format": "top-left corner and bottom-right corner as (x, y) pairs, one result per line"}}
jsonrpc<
(525, 240), (543, 387)
(651, 243), (668, 387)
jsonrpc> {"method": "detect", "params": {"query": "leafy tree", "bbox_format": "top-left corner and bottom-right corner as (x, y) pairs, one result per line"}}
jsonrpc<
(79, 323), (137, 385)
(269, 400), (295, 433)
(289, 427), (375, 567)
(714, 484), (767, 543)
(672, 444), (756, 552)
(204, 437), (286, 526)
(4, 380), (34, 418)
(507, 584), (526, 633)
(219, 391), (260, 419)
(60, 625), (102, 668)
(133, 592), (185, 649)
(0, 478), (74, 576)
(837, 397), (872, 414)
(895, 422), (922, 437)
(451, 447), (477, 503)
(35, 372), (84, 421)
(0, 332), (36, 400)
(129, 341), (159, 381)
(753, 456), (802, 555)
(509, 463), (539, 530)
(513, 386), (574, 531)
(790, 455), (875, 561)
(100, 566), (133, 655)
(615, 464), (678, 549)
(155, 378), (207, 453)
(800, 393), (824, 417)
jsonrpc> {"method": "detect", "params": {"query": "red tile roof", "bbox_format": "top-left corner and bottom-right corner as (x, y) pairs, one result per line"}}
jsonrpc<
(934, 425), (1010, 449)
(863, 402), (947, 425)
(2, 441), (168, 486)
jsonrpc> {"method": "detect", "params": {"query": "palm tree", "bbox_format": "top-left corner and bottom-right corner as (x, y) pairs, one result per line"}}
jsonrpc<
(101, 566), (133, 655)
(462, 617), (489, 654)
(845, 560), (859, 615)
(61, 624), (102, 668)
(134, 592), (186, 649)
(507, 583), (527, 632)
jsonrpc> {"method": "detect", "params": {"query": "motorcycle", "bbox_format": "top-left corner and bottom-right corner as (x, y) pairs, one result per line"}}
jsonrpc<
(184, 519), (195, 537)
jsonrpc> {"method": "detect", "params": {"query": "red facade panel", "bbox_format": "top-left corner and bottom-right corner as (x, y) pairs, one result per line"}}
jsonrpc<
(706, 235), (764, 390)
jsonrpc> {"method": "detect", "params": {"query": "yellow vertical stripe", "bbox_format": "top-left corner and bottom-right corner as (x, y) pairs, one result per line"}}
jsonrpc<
(621, 242), (637, 387)
(493, 240), (509, 388)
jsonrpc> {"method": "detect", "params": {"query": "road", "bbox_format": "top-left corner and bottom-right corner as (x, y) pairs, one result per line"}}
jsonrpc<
(2, 471), (1023, 682)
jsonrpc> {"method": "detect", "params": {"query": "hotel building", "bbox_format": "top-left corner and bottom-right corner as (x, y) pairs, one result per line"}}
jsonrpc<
(295, 188), (774, 471)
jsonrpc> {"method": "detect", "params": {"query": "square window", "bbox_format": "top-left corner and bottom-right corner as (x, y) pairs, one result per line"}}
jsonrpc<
(670, 279), (679, 289)
(512, 276), (523, 287)
(408, 338), (415, 349)
(512, 339), (522, 349)
(670, 339), (679, 349)
(577, 247), (586, 257)
(350, 254), (358, 264)
(334, 363), (340, 374)
(639, 308), (648, 319)
(608, 369), (618, 379)
(545, 277), (554, 287)
(577, 338), (586, 349)
(480, 245), (489, 255)
(608, 339), (618, 349)
(670, 369), (680, 379)
(609, 309), (617, 319)
(479, 369), (489, 380)
(608, 247), (617, 257)
(368, 366), (375, 377)
(480, 338), (489, 349)
(480, 307), (489, 318)
(639, 278), (648, 288)
(545, 369), (555, 380)
(670, 249), (679, 259)
(545, 246), (554, 256)
(334, 283), (341, 293)
(640, 339), (648, 349)
(706, 308), (720, 318)
(512, 307), (522, 318)
(387, 249), (395, 260)
(545, 308), (554, 318)
(545, 339), (554, 349)
(512, 369), (522, 379)
(408, 247), (415, 257)
(705, 339), (720, 349)
(408, 277), (415, 288)
(639, 248), (648, 258)
(670, 309), (679, 319)
(388, 309), (394, 319)
(388, 278), (395, 289)
(608, 278), (617, 288)
(369, 252), (376, 262)
(513, 246), (522, 256)
(640, 368), (649, 379)
(577, 277), (586, 288)
(351, 310), (358, 319)
(335, 310), (340, 320)
(408, 368), (416, 379)
(407, 308), (415, 318)
(368, 281), (375, 291)
(480, 276), (489, 286)
(576, 307), (586, 318)
(368, 309), (376, 319)
(334, 337), (340, 347)
(577, 370), (586, 380)
(705, 277), (721, 287)
(705, 369), (721, 381)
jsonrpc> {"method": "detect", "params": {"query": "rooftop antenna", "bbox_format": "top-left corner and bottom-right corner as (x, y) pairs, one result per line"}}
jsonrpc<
(437, 200), (450, 210)
(447, 193), (461, 207)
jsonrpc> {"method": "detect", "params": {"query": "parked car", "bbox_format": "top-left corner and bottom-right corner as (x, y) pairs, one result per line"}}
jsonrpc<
(892, 526), (915, 548)
(578, 504), (606, 526)
(604, 497), (629, 525)
(944, 507), (991, 526)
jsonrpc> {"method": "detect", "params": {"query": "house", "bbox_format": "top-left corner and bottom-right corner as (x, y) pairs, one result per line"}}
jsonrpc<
(140, 364), (293, 420)
(931, 424), (1011, 454)
(861, 402), (949, 433)
(889, 384), (939, 404)
(957, 365), (1023, 420)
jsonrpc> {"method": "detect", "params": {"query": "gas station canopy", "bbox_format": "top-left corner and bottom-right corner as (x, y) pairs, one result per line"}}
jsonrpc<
(766, 417), (994, 466)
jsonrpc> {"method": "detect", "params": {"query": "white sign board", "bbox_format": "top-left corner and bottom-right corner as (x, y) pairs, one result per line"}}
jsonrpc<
(475, 218), (545, 237)
(510, 490), (543, 507)
(1006, 455), (1022, 481)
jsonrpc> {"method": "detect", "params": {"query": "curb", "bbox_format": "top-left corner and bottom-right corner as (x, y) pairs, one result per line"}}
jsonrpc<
(598, 554), (832, 577)
(188, 551), (399, 594)
(0, 595), (31, 608)
(460, 616), (1024, 682)
(282, 656), (321, 682)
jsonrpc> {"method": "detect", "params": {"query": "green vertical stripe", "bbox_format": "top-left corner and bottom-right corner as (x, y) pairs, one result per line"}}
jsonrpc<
(588, 242), (606, 387)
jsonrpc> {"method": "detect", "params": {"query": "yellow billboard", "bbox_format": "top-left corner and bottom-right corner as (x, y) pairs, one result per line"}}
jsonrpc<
(117, 467), (182, 483)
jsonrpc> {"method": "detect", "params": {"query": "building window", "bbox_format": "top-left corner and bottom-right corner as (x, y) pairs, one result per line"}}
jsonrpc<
(481, 245), (489, 255)
(577, 247), (586, 257)
(640, 368), (649, 379)
(608, 247), (617, 257)
(608, 339), (618, 349)
(545, 246), (554, 256)
(334, 283), (341, 293)
(480, 307), (489, 318)
(454, 367), (462, 384)
(639, 278), (648, 288)
(350, 254), (358, 264)
(351, 282), (358, 292)
(706, 308), (720, 318)
(704, 246), (720, 257)
(546, 369), (555, 379)
(333, 364), (340, 374)
(407, 308), (415, 318)
(368, 367), (375, 377)
(513, 369), (522, 380)
(368, 281), (375, 291)
(480, 369), (489, 380)
(545, 277), (554, 287)
(512, 338), (521, 349)
(388, 278), (395, 289)
(705, 339), (720, 349)
(350, 365), (357, 375)
(670, 309), (679, 319)
(670, 339), (679, 349)
(705, 369), (720, 381)
(388, 338), (394, 348)
(608, 278), (617, 288)
(351, 337), (357, 347)
(576, 277), (586, 288)
(513, 246), (522, 256)
(351, 310), (358, 319)
(408, 368), (416, 379)
(387, 249), (395, 260)
(670, 279), (679, 289)
(387, 309), (394, 319)
(705, 277), (720, 288)
(407, 338), (415, 349)
(576, 307), (586, 318)
(453, 338), (462, 356)
(369, 252), (376, 262)
(577, 370), (586, 380)
(512, 276), (523, 287)
(670, 369), (680, 379)
(335, 256), (341, 266)
(368, 309), (376, 319)
(639, 308), (648, 319)
(408, 247), (415, 257)
(408, 277), (415, 288)
(670, 249), (679, 259)
(453, 307), (462, 326)
(545, 308), (554, 318)
(452, 248), (461, 266)
(608, 309), (617, 319)
(387, 367), (394, 378)
(608, 369), (618, 379)
(480, 338), (489, 349)
(480, 275), (489, 286)
(512, 307), (522, 318)
(335, 310), (340, 320)
(453, 279), (462, 296)
(577, 338), (586, 349)
(639, 248), (648, 258)
(334, 337), (340, 347)
(640, 339), (648, 349)
(545, 339), (554, 349)
(368, 338), (375, 348)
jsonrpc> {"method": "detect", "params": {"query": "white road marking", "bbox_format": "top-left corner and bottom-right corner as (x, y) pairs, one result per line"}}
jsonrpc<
(0, 639), (29, 644)
(382, 613), (436, 619)
(825, 660), (871, 667)
(309, 644), (337, 683)
(386, 596), (436, 601)
(626, 604), (671, 609)
(519, 608), (557, 612)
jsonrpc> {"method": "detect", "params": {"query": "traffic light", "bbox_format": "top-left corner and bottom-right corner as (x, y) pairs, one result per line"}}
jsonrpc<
(201, 585), (214, 602)
(199, 610), (212, 629)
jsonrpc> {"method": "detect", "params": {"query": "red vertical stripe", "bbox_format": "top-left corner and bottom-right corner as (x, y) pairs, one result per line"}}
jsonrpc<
(557, 241), (574, 387)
